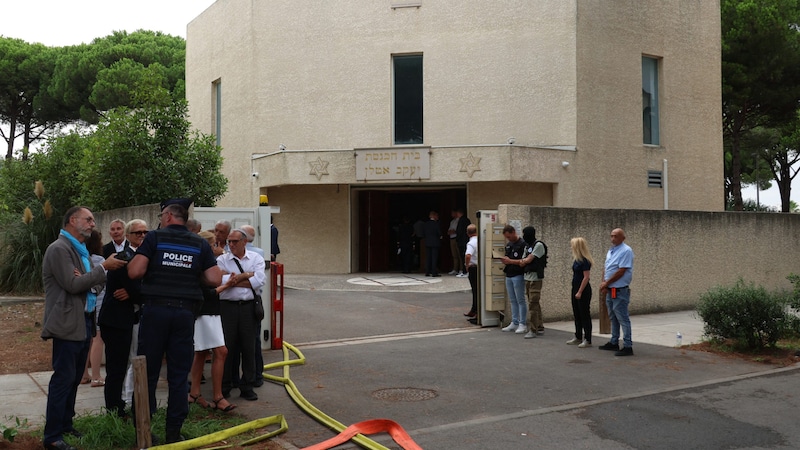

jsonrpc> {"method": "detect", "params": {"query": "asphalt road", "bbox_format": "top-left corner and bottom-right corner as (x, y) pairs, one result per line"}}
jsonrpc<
(221, 287), (800, 450)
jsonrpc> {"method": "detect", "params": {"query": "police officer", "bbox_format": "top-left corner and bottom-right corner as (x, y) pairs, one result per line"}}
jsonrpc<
(128, 200), (221, 444)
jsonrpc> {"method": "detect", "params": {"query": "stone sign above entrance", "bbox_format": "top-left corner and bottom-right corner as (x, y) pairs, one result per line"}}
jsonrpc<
(355, 148), (431, 181)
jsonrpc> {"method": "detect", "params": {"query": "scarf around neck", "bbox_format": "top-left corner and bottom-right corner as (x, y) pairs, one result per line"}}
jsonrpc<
(60, 229), (96, 313)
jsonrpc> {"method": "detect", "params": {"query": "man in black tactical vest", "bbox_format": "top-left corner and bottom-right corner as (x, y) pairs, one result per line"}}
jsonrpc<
(128, 200), (222, 444)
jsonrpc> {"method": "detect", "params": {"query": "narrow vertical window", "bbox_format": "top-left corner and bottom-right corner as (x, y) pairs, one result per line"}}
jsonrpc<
(393, 55), (423, 145)
(212, 79), (222, 146)
(642, 57), (659, 145)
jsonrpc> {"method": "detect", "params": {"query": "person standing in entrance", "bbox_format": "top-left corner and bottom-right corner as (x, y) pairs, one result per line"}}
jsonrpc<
(567, 237), (594, 348)
(500, 225), (528, 334)
(128, 201), (221, 443)
(447, 209), (461, 275)
(422, 211), (442, 277)
(41, 207), (127, 450)
(463, 224), (479, 319)
(598, 228), (634, 356)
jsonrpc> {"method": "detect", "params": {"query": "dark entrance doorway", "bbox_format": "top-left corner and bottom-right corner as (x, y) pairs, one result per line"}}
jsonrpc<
(357, 187), (467, 273)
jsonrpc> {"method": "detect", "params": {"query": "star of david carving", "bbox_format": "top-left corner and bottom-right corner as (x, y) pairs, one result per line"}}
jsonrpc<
(460, 152), (482, 178)
(309, 157), (330, 181)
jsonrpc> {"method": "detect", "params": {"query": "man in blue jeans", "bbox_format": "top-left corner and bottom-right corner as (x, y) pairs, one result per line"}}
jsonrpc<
(500, 225), (528, 335)
(598, 228), (635, 356)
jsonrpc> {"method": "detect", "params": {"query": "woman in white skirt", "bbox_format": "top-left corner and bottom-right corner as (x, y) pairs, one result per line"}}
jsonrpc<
(189, 231), (237, 412)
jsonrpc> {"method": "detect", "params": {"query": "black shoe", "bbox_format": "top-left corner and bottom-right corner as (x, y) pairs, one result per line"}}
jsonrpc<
(467, 318), (478, 325)
(64, 428), (83, 439)
(253, 378), (264, 388)
(165, 428), (185, 444)
(615, 347), (634, 356)
(240, 390), (258, 401)
(598, 342), (619, 351)
(44, 440), (77, 450)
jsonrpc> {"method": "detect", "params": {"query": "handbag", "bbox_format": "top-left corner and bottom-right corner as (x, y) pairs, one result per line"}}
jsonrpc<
(232, 259), (265, 321)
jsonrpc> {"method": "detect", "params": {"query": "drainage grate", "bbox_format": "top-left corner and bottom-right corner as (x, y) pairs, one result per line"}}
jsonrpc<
(372, 388), (438, 402)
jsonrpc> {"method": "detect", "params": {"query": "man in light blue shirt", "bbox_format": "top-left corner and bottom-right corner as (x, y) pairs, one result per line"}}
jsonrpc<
(598, 228), (634, 356)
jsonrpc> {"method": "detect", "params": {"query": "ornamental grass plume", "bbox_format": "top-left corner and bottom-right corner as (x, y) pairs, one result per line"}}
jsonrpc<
(43, 200), (53, 220)
(22, 207), (33, 225)
(34, 180), (44, 200)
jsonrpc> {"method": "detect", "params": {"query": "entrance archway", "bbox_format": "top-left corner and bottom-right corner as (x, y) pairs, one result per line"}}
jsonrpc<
(356, 187), (467, 273)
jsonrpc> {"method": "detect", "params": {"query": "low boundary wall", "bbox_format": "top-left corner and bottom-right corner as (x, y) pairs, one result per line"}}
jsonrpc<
(498, 205), (800, 321)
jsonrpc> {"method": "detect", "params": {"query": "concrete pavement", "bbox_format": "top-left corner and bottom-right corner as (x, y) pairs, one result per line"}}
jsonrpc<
(2, 273), (797, 449)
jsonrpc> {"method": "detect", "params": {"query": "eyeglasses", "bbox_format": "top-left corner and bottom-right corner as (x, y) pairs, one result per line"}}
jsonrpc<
(80, 217), (95, 223)
(157, 212), (168, 219)
(227, 239), (241, 244)
(130, 230), (148, 236)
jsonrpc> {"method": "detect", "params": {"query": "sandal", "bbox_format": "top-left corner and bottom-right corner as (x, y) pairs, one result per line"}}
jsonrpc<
(80, 377), (91, 385)
(188, 393), (211, 408)
(90, 379), (105, 387)
(211, 396), (237, 413)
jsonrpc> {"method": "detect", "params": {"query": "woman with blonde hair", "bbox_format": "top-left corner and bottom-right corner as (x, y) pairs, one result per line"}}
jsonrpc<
(566, 237), (594, 348)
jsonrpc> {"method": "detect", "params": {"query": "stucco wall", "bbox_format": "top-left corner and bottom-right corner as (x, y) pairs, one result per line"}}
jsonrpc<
(266, 184), (350, 274)
(95, 203), (165, 240)
(499, 205), (800, 321)
(570, 0), (723, 211)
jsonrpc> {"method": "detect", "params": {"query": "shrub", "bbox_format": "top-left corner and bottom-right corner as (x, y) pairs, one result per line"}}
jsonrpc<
(0, 181), (61, 294)
(697, 279), (790, 349)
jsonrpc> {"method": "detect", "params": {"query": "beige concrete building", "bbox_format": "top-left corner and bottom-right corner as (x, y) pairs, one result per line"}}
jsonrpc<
(186, 0), (723, 274)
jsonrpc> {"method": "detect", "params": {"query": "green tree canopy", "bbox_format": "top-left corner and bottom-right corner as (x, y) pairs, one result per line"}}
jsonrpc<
(79, 98), (227, 210)
(721, 0), (800, 210)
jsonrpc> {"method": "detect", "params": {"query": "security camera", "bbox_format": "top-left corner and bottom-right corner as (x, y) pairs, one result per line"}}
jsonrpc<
(507, 137), (516, 145)
(278, 144), (286, 151)
(251, 172), (259, 178)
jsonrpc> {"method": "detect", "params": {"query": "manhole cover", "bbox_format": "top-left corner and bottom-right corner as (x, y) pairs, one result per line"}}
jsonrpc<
(372, 387), (438, 402)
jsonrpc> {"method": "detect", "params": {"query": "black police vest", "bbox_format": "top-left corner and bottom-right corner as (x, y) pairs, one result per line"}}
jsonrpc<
(140, 228), (206, 302)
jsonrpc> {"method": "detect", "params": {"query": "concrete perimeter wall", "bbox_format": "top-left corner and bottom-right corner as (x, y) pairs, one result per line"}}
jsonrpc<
(499, 205), (800, 321)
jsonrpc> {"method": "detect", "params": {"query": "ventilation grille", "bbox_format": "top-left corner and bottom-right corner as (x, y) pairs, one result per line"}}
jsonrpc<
(647, 170), (663, 188)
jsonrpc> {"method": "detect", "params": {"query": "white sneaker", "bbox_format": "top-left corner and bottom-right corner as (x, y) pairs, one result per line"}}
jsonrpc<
(524, 331), (537, 339)
(578, 340), (592, 348)
(515, 324), (528, 334)
(566, 338), (580, 345)
(501, 323), (517, 332)
(448, 270), (457, 275)
(456, 272), (467, 278)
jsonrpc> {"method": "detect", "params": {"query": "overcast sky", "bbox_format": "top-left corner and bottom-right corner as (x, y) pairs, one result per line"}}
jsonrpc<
(2, 0), (216, 46)
(1, 1), (796, 209)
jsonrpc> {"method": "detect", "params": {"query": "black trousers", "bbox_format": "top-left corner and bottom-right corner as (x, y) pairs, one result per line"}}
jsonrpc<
(468, 266), (478, 314)
(100, 325), (133, 417)
(219, 301), (257, 393)
(570, 283), (593, 341)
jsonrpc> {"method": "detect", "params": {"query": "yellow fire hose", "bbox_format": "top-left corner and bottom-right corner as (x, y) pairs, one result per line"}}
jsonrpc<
(149, 341), (422, 449)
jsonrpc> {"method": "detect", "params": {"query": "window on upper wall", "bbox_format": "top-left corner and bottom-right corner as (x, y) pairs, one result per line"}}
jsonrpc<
(642, 56), (660, 146)
(393, 54), (423, 145)
(212, 79), (222, 147)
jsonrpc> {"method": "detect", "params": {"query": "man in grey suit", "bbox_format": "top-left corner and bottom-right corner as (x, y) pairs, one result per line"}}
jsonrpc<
(41, 206), (127, 450)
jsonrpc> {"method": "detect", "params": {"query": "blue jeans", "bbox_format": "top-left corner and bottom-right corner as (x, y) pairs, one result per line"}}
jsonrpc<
(43, 315), (92, 443)
(505, 275), (527, 326)
(605, 287), (632, 348)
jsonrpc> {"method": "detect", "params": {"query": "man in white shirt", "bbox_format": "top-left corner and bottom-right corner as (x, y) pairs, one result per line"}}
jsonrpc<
(464, 224), (479, 320)
(216, 229), (267, 401)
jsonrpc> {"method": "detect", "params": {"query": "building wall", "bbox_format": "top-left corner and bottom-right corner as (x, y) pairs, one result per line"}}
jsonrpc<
(566, 0), (723, 211)
(499, 205), (800, 321)
(266, 184), (350, 273)
(186, 0), (724, 273)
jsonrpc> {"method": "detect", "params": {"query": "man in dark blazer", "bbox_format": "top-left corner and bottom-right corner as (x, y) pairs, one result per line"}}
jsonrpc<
(102, 219), (128, 258)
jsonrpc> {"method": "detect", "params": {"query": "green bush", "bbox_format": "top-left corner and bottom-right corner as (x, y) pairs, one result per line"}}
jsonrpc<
(0, 181), (61, 294)
(697, 279), (790, 349)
